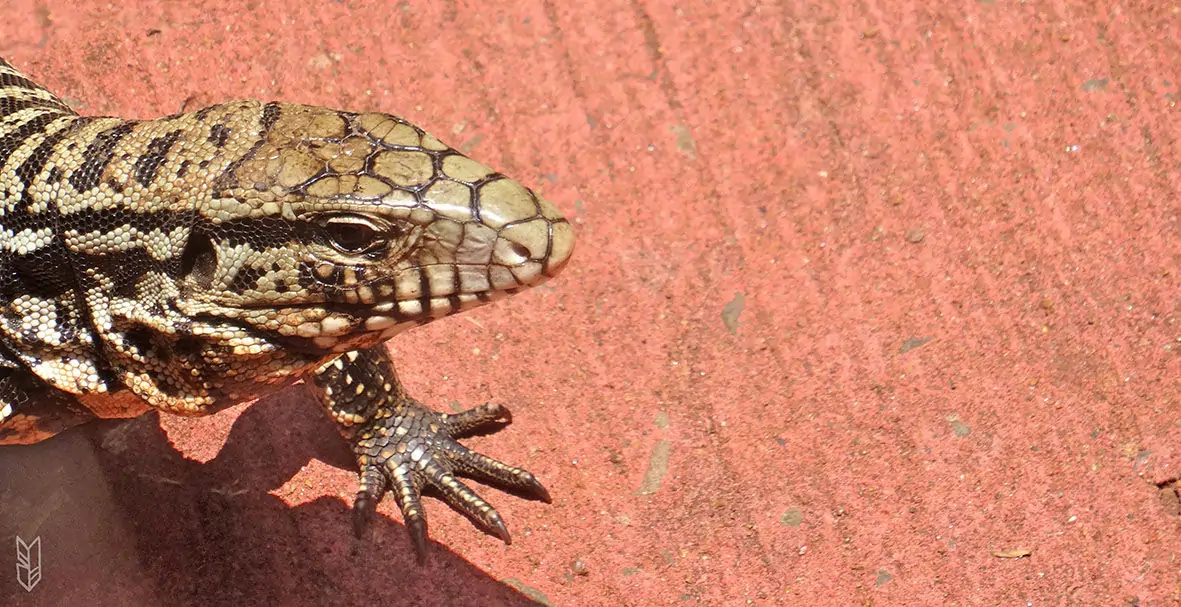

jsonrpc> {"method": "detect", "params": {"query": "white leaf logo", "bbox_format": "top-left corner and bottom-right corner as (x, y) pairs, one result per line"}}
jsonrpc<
(15, 536), (41, 592)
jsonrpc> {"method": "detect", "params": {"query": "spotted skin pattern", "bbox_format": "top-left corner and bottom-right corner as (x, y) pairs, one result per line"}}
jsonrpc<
(0, 58), (574, 561)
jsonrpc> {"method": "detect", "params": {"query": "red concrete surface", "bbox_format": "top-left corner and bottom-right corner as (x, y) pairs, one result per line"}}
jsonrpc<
(1, 0), (1179, 605)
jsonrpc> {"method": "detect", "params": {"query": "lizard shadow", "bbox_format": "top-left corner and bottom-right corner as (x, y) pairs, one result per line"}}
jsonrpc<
(74, 390), (553, 607)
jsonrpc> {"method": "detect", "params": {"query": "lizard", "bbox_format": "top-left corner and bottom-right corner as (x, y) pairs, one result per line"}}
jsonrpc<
(0, 57), (575, 563)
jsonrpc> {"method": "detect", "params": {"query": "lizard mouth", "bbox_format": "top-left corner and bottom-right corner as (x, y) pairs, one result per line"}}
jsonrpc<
(178, 208), (573, 354)
(186, 286), (511, 355)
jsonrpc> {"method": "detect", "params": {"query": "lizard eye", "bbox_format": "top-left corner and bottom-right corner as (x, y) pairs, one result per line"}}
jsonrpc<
(321, 216), (387, 255)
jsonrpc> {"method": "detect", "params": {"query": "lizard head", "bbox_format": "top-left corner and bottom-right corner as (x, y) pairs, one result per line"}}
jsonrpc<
(177, 103), (575, 359)
(3, 94), (573, 414)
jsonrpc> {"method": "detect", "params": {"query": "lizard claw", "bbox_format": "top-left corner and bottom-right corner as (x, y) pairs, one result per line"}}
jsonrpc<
(349, 400), (550, 563)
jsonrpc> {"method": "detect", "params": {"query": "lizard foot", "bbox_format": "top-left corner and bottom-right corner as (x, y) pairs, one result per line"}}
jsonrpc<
(310, 346), (552, 563)
(349, 400), (552, 563)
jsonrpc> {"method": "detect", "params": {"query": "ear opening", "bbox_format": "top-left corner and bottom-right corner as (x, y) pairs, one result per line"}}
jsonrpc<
(179, 230), (217, 289)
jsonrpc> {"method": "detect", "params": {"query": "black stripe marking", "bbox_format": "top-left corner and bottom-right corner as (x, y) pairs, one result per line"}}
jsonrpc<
(0, 96), (72, 119)
(211, 104), (280, 191)
(208, 124), (230, 147)
(76, 247), (162, 291)
(52, 300), (82, 344)
(133, 129), (183, 187)
(0, 112), (60, 169)
(213, 215), (299, 248)
(0, 242), (75, 300)
(54, 210), (297, 255)
(55, 207), (197, 235)
(193, 105), (217, 122)
(226, 264), (269, 294)
(417, 271), (431, 317)
(14, 117), (94, 210)
(260, 102), (282, 131)
(68, 121), (138, 193)
(0, 72), (52, 95)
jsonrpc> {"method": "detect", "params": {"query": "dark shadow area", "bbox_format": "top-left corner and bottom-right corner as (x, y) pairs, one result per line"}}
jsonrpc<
(0, 390), (551, 607)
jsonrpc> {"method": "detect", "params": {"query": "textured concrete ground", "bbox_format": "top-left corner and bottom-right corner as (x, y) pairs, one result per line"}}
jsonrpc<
(1, 1), (1179, 605)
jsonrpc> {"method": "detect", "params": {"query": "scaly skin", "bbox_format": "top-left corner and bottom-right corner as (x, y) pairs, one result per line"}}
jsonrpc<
(0, 57), (574, 562)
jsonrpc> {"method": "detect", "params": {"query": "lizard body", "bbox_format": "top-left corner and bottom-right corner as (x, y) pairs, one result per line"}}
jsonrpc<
(0, 58), (574, 561)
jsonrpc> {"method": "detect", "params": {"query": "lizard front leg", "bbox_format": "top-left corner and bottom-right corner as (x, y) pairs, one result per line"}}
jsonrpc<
(308, 345), (551, 563)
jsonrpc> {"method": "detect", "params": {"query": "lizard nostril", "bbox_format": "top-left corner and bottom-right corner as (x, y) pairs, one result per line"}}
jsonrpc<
(508, 242), (531, 262)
